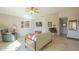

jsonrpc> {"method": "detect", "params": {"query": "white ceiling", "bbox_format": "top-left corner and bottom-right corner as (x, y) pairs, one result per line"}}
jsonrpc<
(0, 7), (78, 19)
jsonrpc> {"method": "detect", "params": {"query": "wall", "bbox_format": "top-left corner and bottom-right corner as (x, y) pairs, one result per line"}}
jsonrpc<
(33, 18), (47, 33)
(0, 13), (59, 37)
(0, 8), (79, 38)
(58, 8), (79, 39)
(0, 14), (34, 37)
(33, 13), (59, 34)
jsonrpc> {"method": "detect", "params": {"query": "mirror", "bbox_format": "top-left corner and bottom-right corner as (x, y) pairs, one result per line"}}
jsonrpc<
(48, 22), (52, 27)
(69, 20), (77, 31)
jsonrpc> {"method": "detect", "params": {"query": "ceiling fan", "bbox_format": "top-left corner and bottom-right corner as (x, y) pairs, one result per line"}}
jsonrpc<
(25, 7), (39, 14)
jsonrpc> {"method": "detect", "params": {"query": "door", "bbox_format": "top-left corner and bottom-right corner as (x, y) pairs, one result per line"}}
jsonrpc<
(59, 17), (68, 36)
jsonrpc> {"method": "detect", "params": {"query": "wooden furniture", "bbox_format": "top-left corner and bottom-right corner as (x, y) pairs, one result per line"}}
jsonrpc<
(49, 27), (57, 36)
(49, 27), (57, 33)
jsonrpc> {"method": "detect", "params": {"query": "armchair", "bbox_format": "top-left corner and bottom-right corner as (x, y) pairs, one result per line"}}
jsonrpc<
(1, 29), (16, 42)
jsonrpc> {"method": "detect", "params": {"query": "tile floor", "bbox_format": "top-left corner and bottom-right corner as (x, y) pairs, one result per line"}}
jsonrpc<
(0, 35), (79, 51)
(41, 35), (79, 51)
(0, 37), (32, 51)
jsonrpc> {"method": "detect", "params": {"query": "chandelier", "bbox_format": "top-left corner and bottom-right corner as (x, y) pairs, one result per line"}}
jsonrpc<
(25, 7), (39, 14)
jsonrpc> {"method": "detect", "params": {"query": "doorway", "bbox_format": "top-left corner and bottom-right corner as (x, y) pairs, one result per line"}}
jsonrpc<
(59, 17), (68, 36)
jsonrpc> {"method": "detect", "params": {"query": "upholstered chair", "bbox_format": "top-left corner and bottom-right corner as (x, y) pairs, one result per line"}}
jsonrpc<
(1, 29), (16, 42)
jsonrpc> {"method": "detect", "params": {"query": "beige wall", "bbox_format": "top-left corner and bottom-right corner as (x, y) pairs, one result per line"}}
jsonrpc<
(44, 8), (79, 36)
(0, 8), (79, 38)
(45, 13), (59, 34)
(0, 14), (34, 36)
(58, 8), (79, 38)
(58, 8), (79, 20)
(32, 13), (59, 34)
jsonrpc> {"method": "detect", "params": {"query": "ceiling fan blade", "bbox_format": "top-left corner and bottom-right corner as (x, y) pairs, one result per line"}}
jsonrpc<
(35, 11), (39, 13)
(25, 7), (30, 10)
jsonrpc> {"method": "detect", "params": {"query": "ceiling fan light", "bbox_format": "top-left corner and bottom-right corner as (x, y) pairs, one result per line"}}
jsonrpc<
(25, 7), (39, 14)
(30, 10), (35, 14)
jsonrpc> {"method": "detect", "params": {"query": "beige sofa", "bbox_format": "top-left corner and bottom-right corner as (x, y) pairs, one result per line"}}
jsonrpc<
(25, 32), (52, 51)
(36, 32), (52, 51)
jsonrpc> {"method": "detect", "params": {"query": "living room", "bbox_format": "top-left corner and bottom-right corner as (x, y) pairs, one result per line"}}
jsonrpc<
(0, 7), (79, 51)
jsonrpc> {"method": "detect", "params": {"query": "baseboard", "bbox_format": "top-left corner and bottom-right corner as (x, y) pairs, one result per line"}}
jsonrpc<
(66, 37), (79, 41)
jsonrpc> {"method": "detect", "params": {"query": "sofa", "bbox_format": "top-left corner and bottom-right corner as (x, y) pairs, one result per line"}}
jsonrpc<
(36, 32), (52, 50)
(25, 32), (52, 51)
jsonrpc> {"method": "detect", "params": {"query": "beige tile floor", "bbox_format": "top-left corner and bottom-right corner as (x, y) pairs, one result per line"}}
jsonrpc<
(0, 35), (79, 51)
(0, 37), (32, 51)
(41, 36), (79, 51)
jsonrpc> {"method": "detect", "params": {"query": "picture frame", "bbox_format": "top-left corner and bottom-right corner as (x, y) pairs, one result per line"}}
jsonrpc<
(21, 21), (30, 28)
(21, 21), (24, 28)
(25, 21), (30, 28)
(36, 22), (42, 27)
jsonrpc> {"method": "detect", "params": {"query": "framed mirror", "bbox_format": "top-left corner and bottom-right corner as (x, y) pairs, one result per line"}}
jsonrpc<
(48, 22), (52, 27)
(69, 20), (77, 31)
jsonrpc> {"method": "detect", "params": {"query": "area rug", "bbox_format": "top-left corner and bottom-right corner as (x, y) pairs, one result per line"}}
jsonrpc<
(2, 40), (21, 51)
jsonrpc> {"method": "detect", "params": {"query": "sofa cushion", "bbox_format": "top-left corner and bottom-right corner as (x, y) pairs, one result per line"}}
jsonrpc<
(27, 33), (35, 40)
